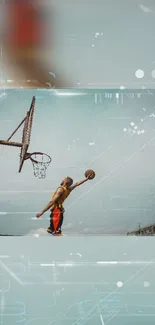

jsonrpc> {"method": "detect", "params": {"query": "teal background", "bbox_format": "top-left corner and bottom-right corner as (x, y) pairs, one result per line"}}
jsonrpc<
(0, 236), (155, 324)
(0, 89), (155, 235)
(0, 1), (155, 322)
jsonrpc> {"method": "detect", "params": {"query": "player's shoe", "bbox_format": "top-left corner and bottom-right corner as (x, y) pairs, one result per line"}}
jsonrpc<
(47, 228), (63, 236)
(47, 227), (53, 234)
(53, 229), (63, 236)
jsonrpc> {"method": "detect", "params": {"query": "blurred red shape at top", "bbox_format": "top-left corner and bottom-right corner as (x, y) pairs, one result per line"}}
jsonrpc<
(5, 0), (46, 48)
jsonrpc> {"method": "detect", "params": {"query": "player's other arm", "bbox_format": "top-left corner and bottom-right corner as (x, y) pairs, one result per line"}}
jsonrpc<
(36, 188), (64, 218)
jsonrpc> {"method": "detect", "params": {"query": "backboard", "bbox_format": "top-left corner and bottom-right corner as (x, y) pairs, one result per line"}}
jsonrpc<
(0, 95), (51, 177)
(18, 96), (35, 172)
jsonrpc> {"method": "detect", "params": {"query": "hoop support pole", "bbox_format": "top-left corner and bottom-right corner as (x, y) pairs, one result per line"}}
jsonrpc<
(0, 140), (22, 147)
(7, 116), (27, 141)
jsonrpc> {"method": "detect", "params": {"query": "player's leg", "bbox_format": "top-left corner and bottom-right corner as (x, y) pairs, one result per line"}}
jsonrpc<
(56, 211), (64, 234)
(47, 211), (55, 234)
(47, 209), (63, 235)
(51, 208), (61, 235)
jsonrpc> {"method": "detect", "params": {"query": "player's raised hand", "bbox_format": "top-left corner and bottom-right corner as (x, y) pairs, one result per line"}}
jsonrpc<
(85, 169), (95, 180)
(86, 175), (91, 180)
(86, 172), (94, 180)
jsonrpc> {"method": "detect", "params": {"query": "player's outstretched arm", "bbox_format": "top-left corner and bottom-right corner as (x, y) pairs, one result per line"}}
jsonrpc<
(36, 188), (64, 218)
(70, 171), (94, 191)
(70, 177), (88, 191)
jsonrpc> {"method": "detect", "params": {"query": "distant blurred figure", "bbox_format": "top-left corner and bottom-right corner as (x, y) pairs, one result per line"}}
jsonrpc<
(3, 0), (62, 88)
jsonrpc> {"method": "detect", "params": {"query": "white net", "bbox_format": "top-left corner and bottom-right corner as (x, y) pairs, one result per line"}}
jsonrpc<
(30, 153), (51, 179)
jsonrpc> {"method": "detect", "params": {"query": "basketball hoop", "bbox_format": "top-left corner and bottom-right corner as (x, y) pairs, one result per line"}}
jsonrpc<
(26, 152), (52, 179)
(0, 96), (52, 178)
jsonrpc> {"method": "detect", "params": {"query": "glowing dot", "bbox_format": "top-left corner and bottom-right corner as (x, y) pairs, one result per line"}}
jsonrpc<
(120, 85), (126, 90)
(135, 69), (144, 79)
(142, 108), (146, 111)
(92, 44), (94, 47)
(134, 126), (138, 130)
(141, 119), (144, 122)
(116, 281), (123, 288)
(144, 281), (150, 287)
(130, 122), (135, 126)
(137, 131), (141, 135)
(123, 128), (127, 132)
(34, 234), (40, 238)
(101, 33), (103, 36)
(151, 70), (155, 79)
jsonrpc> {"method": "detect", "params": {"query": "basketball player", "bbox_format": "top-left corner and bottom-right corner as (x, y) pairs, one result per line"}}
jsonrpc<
(36, 173), (94, 235)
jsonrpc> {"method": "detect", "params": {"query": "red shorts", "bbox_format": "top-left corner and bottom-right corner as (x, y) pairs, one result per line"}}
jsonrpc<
(49, 208), (64, 232)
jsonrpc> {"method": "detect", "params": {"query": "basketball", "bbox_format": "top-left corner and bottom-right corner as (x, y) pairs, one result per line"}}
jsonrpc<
(85, 169), (95, 179)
